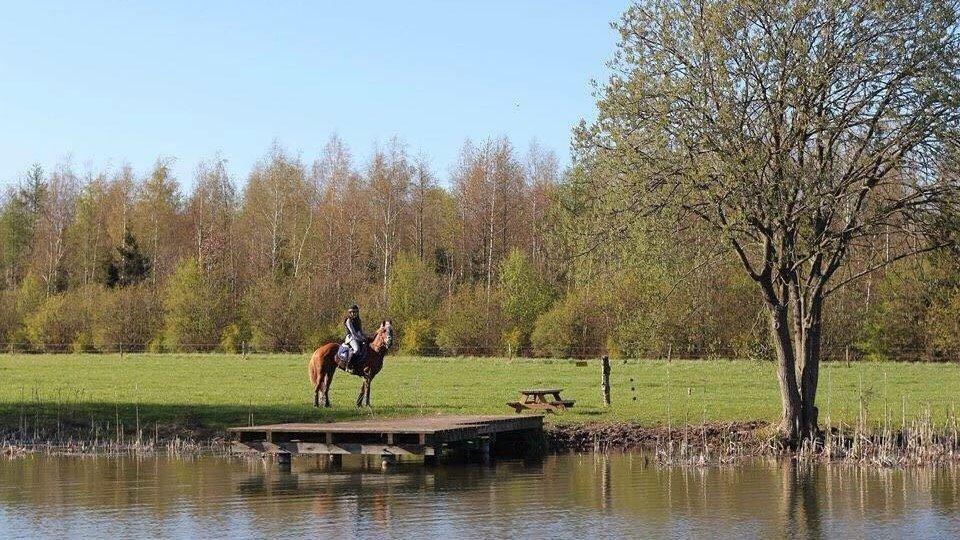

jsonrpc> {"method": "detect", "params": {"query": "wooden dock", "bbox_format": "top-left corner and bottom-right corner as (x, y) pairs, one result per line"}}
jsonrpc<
(229, 414), (543, 463)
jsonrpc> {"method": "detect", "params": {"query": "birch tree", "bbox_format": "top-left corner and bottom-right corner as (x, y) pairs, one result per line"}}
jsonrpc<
(32, 162), (78, 294)
(368, 138), (411, 301)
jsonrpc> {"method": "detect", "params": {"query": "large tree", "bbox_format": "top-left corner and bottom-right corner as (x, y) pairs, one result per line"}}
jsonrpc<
(575, 0), (960, 441)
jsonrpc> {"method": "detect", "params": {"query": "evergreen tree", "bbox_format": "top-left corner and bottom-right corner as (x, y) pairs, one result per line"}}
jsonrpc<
(103, 230), (151, 288)
(0, 164), (47, 287)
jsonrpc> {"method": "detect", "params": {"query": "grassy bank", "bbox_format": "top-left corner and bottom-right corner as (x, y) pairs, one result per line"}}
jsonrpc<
(1, 354), (958, 440)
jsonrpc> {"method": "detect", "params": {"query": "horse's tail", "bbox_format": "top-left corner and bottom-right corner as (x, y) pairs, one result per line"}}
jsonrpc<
(308, 343), (337, 386)
(308, 348), (322, 387)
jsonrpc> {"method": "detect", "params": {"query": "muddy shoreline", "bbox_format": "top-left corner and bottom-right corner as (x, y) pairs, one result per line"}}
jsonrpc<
(5, 419), (960, 467)
(545, 420), (769, 453)
(1, 420), (770, 460)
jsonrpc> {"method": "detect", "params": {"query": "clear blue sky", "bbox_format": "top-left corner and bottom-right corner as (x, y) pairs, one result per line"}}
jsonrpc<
(0, 1), (625, 187)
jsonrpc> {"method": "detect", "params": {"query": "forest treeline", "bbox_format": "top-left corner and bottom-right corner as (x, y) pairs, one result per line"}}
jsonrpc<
(1, 135), (958, 360)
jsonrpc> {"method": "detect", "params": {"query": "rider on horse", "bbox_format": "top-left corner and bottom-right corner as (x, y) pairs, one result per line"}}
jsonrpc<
(343, 304), (366, 372)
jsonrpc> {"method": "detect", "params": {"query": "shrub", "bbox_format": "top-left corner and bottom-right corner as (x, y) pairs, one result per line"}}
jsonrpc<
(15, 274), (45, 318)
(245, 276), (311, 352)
(400, 318), (436, 355)
(926, 288), (960, 360)
(147, 337), (166, 353)
(855, 268), (929, 361)
(24, 286), (100, 351)
(387, 253), (441, 325)
(0, 290), (18, 350)
(164, 259), (234, 352)
(92, 283), (163, 352)
(72, 332), (95, 353)
(498, 249), (554, 349)
(501, 327), (523, 357)
(435, 284), (500, 355)
(219, 323), (251, 353)
(3, 275), (45, 351)
(303, 322), (347, 351)
(531, 297), (577, 358)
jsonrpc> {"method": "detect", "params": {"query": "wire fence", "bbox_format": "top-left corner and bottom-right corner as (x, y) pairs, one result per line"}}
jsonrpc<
(0, 341), (957, 362)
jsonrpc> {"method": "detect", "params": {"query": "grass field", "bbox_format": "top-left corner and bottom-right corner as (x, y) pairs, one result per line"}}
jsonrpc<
(1, 354), (959, 437)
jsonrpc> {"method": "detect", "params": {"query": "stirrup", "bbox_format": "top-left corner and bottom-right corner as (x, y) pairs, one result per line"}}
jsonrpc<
(344, 353), (357, 373)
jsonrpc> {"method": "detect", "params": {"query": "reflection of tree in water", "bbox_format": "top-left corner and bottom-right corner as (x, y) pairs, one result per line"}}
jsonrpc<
(781, 462), (822, 540)
(7, 454), (957, 537)
(930, 466), (959, 513)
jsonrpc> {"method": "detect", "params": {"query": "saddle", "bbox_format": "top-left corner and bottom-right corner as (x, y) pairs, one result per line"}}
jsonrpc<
(336, 343), (367, 373)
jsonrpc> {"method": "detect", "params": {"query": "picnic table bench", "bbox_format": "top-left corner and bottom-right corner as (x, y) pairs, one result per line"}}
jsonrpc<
(507, 388), (575, 413)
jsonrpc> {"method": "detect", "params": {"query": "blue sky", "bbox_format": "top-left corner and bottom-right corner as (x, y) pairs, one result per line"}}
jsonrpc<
(0, 1), (625, 187)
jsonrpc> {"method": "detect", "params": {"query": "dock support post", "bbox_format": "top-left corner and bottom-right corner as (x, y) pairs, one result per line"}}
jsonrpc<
(480, 439), (490, 463)
(277, 452), (292, 471)
(480, 435), (496, 465)
(424, 444), (443, 466)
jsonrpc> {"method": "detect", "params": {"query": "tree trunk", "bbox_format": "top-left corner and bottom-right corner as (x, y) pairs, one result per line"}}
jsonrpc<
(768, 303), (803, 442)
(768, 292), (824, 444)
(797, 295), (823, 440)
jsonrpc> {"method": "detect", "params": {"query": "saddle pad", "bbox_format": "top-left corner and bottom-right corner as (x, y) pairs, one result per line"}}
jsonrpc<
(335, 343), (365, 372)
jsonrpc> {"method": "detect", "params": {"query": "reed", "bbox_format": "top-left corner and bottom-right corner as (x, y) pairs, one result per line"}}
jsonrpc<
(0, 384), (229, 458)
(646, 405), (960, 468)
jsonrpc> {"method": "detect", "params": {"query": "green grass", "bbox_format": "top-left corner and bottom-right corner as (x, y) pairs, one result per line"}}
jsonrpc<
(1, 354), (958, 437)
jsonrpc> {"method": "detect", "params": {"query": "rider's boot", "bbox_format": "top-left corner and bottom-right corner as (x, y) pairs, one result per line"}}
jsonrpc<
(344, 349), (355, 373)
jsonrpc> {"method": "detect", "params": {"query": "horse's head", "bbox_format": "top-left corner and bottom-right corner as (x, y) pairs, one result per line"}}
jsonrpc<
(372, 320), (394, 352)
(381, 320), (394, 349)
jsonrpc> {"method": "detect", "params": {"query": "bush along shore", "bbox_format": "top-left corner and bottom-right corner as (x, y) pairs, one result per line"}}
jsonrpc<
(547, 408), (960, 467)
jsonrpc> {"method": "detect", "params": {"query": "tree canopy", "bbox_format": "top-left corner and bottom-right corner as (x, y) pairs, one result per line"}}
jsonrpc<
(574, 0), (960, 440)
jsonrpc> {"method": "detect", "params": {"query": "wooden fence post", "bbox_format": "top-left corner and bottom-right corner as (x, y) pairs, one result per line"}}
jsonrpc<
(601, 355), (611, 406)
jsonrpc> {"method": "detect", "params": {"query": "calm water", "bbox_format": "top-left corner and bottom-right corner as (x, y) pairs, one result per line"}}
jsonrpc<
(1, 454), (959, 539)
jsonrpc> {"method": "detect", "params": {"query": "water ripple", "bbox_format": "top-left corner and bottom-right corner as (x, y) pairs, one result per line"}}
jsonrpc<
(1, 455), (959, 539)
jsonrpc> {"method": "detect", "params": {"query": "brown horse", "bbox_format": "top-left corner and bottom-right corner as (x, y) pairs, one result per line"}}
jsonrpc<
(308, 320), (394, 408)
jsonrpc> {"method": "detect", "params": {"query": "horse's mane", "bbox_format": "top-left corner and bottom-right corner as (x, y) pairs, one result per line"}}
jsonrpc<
(370, 324), (388, 352)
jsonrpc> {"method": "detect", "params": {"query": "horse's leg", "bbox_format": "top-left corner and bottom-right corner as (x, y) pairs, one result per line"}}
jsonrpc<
(365, 377), (372, 407)
(355, 378), (367, 408)
(322, 367), (334, 407)
(313, 368), (323, 407)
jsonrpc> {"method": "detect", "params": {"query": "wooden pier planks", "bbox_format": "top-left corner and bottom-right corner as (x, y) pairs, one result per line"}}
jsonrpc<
(229, 414), (542, 456)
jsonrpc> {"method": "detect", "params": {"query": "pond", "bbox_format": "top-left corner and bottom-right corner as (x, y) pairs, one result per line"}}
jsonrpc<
(1, 454), (958, 538)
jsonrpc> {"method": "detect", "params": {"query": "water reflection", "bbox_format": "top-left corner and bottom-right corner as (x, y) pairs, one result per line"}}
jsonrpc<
(781, 462), (821, 539)
(0, 454), (958, 538)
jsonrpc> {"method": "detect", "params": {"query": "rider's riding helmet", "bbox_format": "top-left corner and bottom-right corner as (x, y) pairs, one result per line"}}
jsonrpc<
(348, 304), (360, 316)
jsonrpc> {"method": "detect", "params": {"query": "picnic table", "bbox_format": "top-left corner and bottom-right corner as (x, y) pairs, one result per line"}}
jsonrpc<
(507, 388), (575, 413)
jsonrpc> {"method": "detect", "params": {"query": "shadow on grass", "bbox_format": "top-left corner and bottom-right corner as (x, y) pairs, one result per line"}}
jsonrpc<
(0, 401), (451, 441)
